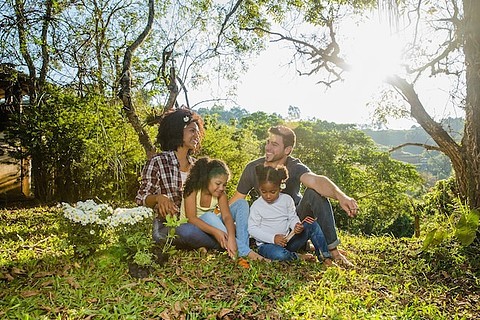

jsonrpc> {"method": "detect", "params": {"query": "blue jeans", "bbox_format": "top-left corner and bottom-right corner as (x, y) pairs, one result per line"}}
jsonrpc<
(257, 221), (331, 262)
(153, 199), (252, 257)
(296, 188), (340, 250)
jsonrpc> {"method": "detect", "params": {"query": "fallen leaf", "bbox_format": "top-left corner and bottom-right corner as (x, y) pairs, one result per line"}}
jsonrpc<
(4, 273), (14, 281)
(174, 301), (182, 312)
(33, 271), (54, 278)
(218, 308), (233, 318)
(65, 277), (80, 289)
(159, 310), (171, 320)
(237, 258), (250, 269)
(40, 279), (55, 287)
(118, 282), (138, 290)
(21, 290), (41, 298)
(11, 267), (25, 275)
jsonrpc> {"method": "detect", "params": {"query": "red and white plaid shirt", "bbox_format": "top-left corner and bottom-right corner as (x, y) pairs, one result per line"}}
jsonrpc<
(135, 151), (195, 215)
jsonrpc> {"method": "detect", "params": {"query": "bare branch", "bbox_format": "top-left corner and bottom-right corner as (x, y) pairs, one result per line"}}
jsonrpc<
(215, 0), (244, 51)
(389, 142), (441, 153)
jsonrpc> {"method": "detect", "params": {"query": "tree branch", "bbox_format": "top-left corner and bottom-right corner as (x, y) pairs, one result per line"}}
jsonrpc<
(389, 142), (441, 153)
(118, 0), (155, 157)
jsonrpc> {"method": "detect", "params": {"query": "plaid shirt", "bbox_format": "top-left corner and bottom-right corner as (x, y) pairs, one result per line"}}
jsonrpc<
(135, 151), (194, 214)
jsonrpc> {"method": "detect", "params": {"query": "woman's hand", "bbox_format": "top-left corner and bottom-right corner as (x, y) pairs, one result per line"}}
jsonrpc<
(274, 234), (287, 247)
(155, 194), (178, 217)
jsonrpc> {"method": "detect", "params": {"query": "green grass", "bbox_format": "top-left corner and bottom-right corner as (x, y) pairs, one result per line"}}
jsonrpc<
(1, 206), (479, 319)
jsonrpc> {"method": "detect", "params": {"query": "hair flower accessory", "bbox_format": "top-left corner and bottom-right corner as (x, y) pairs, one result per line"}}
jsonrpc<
(183, 116), (190, 123)
(280, 182), (286, 190)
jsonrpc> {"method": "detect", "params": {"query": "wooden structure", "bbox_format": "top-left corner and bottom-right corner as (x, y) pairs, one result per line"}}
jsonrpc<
(0, 64), (32, 201)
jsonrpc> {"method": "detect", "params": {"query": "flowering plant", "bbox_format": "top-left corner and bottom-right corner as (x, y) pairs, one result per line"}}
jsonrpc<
(105, 206), (156, 267)
(60, 200), (113, 257)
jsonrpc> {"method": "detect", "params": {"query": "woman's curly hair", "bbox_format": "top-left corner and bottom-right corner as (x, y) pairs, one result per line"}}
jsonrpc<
(183, 157), (230, 197)
(255, 164), (288, 187)
(156, 107), (204, 151)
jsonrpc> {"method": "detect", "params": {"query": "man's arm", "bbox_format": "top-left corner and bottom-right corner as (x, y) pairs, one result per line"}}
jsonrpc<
(300, 172), (358, 217)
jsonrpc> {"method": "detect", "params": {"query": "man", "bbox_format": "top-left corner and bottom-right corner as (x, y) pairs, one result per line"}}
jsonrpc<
(229, 125), (358, 266)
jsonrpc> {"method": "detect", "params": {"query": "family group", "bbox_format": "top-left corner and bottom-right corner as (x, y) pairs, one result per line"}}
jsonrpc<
(135, 108), (359, 267)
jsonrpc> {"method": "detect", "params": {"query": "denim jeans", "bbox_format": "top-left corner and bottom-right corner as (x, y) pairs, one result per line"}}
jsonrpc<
(152, 199), (252, 257)
(257, 221), (331, 262)
(296, 188), (340, 250)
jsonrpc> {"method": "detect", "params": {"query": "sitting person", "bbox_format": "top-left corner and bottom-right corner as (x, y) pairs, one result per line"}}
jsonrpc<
(248, 164), (333, 266)
(135, 107), (264, 260)
(180, 157), (237, 258)
(230, 125), (358, 267)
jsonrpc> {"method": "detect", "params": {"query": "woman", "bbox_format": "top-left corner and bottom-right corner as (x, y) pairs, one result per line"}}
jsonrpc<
(136, 107), (262, 259)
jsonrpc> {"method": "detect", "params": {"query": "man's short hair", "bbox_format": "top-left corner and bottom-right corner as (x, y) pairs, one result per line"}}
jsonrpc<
(268, 125), (296, 149)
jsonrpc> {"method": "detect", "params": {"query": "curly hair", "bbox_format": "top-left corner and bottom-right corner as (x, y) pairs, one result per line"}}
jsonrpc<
(183, 157), (230, 197)
(255, 164), (289, 187)
(156, 107), (205, 151)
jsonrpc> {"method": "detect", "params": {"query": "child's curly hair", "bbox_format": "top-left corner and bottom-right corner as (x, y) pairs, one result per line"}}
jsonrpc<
(255, 164), (288, 187)
(184, 157), (230, 197)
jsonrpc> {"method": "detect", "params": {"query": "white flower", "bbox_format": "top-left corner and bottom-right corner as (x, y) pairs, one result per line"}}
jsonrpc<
(90, 229), (95, 235)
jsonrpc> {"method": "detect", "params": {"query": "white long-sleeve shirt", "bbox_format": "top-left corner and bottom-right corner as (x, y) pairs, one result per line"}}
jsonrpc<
(248, 193), (300, 246)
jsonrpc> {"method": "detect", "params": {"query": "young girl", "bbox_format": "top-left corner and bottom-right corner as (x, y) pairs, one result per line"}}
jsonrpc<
(248, 164), (334, 265)
(181, 157), (237, 259)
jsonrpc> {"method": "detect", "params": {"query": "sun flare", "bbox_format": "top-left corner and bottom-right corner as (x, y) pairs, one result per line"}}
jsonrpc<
(346, 20), (404, 85)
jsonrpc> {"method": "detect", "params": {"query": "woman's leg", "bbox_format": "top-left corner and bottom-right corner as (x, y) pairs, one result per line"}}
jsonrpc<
(174, 222), (221, 250)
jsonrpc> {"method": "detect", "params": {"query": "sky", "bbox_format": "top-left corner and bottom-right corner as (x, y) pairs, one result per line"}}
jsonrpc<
(186, 12), (462, 131)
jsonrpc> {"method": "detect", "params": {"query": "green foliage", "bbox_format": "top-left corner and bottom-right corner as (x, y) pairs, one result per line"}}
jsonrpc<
(455, 208), (480, 246)
(162, 214), (188, 254)
(421, 197), (479, 252)
(6, 87), (145, 202)
(199, 115), (262, 197)
(293, 120), (424, 235)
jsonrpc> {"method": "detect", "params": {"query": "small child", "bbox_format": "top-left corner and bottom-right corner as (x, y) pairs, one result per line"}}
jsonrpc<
(248, 164), (334, 266)
(180, 157), (237, 258)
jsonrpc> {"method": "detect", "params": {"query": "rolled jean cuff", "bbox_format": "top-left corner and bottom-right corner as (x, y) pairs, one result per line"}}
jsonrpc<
(327, 238), (340, 250)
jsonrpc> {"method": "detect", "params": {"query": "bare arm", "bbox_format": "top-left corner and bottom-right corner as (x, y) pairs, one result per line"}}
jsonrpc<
(300, 172), (358, 217)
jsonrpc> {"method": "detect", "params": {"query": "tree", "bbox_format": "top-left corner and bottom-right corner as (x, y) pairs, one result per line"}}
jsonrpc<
(1, 0), (267, 199)
(241, 0), (480, 210)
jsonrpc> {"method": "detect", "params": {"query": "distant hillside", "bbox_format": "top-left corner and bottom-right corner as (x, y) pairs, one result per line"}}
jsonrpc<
(362, 118), (463, 183)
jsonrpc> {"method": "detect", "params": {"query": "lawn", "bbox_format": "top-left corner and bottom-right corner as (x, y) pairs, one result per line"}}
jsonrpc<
(1, 205), (479, 319)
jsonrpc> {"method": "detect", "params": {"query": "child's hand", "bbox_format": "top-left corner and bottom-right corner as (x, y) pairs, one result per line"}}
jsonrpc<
(294, 222), (304, 234)
(213, 230), (229, 249)
(226, 236), (237, 259)
(274, 234), (288, 247)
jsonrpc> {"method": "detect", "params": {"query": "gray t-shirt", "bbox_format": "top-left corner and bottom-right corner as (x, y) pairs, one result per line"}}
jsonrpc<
(236, 156), (311, 205)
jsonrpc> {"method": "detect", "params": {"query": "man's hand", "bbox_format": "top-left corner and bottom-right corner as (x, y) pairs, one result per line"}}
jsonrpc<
(293, 222), (304, 234)
(339, 195), (359, 218)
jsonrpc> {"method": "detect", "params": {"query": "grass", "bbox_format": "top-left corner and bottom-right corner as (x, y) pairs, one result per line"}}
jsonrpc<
(1, 205), (479, 319)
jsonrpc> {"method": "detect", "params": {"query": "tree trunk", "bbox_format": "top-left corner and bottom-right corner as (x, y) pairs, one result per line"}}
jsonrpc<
(385, 0), (480, 210)
(461, 0), (480, 209)
(118, 0), (155, 157)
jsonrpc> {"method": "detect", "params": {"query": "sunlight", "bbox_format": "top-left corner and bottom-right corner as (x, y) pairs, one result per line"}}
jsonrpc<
(346, 19), (404, 86)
